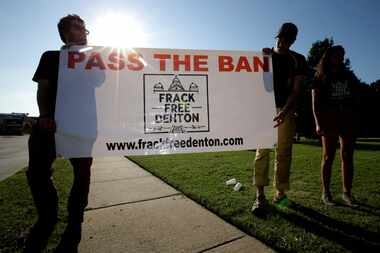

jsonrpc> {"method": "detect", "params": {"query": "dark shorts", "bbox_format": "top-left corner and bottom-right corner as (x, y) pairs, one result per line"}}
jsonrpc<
(319, 110), (357, 137)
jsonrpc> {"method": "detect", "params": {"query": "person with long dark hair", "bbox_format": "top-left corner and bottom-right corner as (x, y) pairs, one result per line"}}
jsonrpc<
(312, 45), (359, 206)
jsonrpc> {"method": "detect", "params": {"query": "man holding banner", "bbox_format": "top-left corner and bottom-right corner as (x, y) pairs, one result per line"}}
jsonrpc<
(24, 15), (92, 253)
(252, 23), (307, 215)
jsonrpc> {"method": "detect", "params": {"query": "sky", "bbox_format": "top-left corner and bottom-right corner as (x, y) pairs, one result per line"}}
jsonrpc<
(0, 0), (379, 116)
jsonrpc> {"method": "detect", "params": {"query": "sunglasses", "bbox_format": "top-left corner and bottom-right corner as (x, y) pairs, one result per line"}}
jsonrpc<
(71, 23), (90, 35)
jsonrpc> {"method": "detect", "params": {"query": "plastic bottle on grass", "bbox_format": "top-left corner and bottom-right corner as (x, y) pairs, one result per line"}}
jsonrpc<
(233, 182), (242, 191)
(226, 178), (237, 185)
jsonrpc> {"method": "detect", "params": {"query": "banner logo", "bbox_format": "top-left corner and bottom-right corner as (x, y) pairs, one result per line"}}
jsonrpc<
(144, 74), (210, 134)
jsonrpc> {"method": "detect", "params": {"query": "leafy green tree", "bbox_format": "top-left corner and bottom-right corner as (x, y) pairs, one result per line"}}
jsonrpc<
(306, 38), (334, 68)
(370, 79), (380, 92)
(361, 79), (380, 137)
(307, 38), (353, 72)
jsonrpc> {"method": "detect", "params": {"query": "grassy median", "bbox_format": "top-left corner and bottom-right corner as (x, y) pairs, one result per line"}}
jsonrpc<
(129, 139), (380, 252)
(0, 159), (74, 253)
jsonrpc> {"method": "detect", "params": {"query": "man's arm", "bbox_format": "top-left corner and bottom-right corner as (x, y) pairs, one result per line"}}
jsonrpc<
(283, 74), (304, 113)
(37, 80), (56, 131)
(273, 74), (305, 127)
(37, 80), (51, 117)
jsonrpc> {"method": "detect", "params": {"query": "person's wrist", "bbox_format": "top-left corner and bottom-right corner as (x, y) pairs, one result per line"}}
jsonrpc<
(262, 47), (272, 55)
(281, 108), (288, 117)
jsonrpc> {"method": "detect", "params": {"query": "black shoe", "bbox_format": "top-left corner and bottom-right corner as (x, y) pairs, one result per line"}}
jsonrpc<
(54, 223), (82, 253)
(251, 196), (268, 216)
(23, 219), (56, 253)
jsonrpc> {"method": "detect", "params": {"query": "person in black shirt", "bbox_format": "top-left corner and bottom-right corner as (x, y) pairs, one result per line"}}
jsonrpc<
(24, 15), (92, 253)
(252, 23), (307, 215)
(312, 45), (359, 206)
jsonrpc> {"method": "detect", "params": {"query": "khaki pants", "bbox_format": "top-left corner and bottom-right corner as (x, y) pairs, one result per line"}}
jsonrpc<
(253, 108), (296, 192)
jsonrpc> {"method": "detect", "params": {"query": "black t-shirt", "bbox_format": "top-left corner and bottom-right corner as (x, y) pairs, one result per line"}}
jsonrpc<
(272, 49), (308, 107)
(312, 70), (358, 111)
(32, 51), (60, 117)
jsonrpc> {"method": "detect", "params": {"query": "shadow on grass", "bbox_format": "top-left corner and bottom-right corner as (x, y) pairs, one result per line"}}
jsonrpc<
(299, 139), (380, 151)
(355, 201), (379, 210)
(274, 202), (380, 252)
(347, 203), (380, 217)
(355, 143), (380, 151)
(356, 138), (380, 143)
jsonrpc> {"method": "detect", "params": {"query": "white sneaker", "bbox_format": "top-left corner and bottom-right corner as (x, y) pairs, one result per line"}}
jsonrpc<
(321, 192), (335, 206)
(342, 192), (357, 207)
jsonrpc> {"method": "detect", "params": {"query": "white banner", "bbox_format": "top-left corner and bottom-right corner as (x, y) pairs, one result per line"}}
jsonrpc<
(55, 46), (277, 157)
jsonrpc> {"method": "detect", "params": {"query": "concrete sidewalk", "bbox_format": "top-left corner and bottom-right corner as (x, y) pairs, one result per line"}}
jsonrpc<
(79, 157), (273, 253)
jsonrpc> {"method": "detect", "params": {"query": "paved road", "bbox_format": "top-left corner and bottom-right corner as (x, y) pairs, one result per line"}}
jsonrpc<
(0, 135), (29, 181)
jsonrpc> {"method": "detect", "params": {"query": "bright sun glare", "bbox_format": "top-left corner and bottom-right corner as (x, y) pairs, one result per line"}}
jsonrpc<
(89, 12), (149, 48)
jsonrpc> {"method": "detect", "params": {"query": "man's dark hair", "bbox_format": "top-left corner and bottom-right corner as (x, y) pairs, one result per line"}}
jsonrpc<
(276, 22), (298, 42)
(58, 14), (85, 43)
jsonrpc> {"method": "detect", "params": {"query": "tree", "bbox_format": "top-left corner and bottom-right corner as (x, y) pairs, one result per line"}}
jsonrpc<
(306, 38), (334, 68)
(370, 79), (380, 92)
(307, 38), (353, 72)
(361, 79), (380, 137)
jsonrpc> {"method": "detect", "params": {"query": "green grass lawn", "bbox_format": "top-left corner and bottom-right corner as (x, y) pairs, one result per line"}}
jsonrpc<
(0, 159), (74, 253)
(0, 140), (379, 252)
(129, 140), (380, 253)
